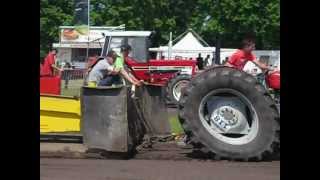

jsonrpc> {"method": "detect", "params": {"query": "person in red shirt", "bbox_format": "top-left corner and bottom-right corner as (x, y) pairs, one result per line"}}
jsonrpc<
(40, 49), (60, 77)
(225, 38), (274, 72)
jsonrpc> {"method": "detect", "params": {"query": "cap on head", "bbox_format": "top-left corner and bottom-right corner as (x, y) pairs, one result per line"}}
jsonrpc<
(120, 44), (132, 52)
(106, 50), (116, 58)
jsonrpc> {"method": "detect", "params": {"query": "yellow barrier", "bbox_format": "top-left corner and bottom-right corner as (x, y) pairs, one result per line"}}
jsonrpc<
(40, 94), (81, 133)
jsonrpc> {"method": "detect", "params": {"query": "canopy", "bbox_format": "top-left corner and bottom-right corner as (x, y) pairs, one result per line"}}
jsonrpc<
(149, 30), (236, 62)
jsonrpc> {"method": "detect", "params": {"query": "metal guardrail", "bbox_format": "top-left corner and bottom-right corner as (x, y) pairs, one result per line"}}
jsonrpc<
(60, 69), (87, 97)
(61, 69), (86, 80)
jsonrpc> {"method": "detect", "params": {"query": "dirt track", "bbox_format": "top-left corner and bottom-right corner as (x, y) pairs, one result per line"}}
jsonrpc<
(40, 158), (279, 180)
(40, 141), (279, 180)
(40, 107), (279, 180)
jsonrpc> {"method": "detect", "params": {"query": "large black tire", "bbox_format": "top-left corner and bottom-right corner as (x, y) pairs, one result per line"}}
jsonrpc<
(167, 74), (191, 104)
(178, 67), (280, 161)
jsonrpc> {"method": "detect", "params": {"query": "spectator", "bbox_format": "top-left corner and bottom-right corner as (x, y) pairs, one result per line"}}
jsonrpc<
(223, 57), (229, 65)
(40, 49), (61, 77)
(196, 53), (204, 70)
(62, 62), (72, 89)
(204, 55), (210, 67)
(211, 56), (215, 66)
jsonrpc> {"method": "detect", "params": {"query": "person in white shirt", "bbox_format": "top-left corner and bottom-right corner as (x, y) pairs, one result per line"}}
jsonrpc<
(87, 51), (119, 87)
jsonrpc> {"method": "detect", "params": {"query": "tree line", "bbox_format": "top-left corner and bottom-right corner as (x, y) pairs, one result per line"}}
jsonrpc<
(40, 0), (279, 59)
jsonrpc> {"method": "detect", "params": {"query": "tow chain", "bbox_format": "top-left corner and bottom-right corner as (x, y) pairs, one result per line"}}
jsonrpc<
(130, 85), (180, 150)
(136, 134), (177, 151)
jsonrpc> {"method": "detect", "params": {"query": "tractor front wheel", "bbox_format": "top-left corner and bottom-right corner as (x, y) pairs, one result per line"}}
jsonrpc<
(167, 74), (191, 104)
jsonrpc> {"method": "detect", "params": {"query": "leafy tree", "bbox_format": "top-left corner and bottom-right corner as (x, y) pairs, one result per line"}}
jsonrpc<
(40, 0), (73, 60)
(189, 0), (280, 49)
(40, 0), (280, 60)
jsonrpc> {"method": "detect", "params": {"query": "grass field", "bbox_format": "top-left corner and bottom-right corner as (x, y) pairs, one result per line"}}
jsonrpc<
(169, 115), (184, 134)
(60, 80), (83, 97)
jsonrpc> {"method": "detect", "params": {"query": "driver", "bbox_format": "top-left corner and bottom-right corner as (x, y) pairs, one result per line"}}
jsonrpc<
(225, 38), (275, 72)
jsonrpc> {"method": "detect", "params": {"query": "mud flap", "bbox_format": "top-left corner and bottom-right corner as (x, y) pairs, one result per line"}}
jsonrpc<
(81, 86), (129, 152)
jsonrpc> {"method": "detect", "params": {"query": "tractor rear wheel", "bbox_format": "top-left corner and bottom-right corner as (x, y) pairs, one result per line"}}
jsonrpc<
(167, 74), (191, 104)
(178, 67), (280, 161)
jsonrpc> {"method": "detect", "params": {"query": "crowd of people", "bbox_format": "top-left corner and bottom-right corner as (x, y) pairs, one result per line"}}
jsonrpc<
(196, 53), (212, 70)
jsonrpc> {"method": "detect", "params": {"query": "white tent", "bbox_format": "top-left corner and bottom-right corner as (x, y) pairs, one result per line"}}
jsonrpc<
(173, 32), (211, 50)
(149, 29), (236, 65)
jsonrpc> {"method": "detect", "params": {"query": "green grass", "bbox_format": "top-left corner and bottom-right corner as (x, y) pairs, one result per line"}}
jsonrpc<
(60, 80), (83, 97)
(61, 88), (81, 97)
(169, 115), (184, 134)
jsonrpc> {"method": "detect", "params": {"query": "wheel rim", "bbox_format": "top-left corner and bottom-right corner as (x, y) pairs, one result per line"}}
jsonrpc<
(198, 88), (259, 145)
(172, 80), (189, 102)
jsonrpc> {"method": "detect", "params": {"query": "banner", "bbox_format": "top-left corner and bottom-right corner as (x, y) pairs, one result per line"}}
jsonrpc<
(60, 27), (108, 43)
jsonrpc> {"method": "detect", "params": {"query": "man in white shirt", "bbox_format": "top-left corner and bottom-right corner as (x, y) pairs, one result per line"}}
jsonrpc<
(87, 52), (119, 87)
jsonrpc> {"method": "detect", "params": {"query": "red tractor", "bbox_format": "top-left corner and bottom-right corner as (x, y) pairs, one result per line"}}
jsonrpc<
(256, 69), (280, 109)
(98, 31), (197, 104)
(42, 31), (280, 161)
(40, 31), (197, 102)
(89, 32), (280, 161)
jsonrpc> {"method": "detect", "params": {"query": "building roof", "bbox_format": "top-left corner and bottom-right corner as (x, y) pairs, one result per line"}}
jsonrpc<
(101, 31), (152, 37)
(59, 26), (125, 30)
(53, 43), (103, 49)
